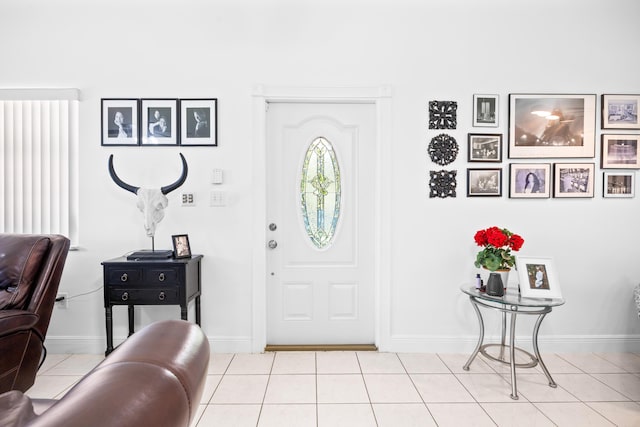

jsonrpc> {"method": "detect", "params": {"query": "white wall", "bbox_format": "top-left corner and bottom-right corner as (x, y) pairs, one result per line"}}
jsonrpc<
(2, 0), (639, 353)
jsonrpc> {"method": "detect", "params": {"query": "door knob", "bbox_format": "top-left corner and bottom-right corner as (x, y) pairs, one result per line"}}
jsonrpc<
(268, 240), (278, 249)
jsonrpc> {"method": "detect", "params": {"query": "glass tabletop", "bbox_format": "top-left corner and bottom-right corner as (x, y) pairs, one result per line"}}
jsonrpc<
(461, 285), (565, 308)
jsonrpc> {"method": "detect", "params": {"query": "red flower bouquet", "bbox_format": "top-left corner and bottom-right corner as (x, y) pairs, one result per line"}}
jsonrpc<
(473, 226), (524, 271)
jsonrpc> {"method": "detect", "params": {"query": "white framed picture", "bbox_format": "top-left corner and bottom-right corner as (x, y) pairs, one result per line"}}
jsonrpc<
(516, 256), (562, 300)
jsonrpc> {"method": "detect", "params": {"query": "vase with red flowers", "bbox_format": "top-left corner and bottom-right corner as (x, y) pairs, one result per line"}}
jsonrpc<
(473, 226), (524, 296)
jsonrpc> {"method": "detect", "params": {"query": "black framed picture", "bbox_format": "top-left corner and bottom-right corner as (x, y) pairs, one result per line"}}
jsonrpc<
(180, 98), (218, 146)
(141, 99), (178, 146)
(601, 134), (640, 169)
(603, 172), (635, 198)
(553, 163), (595, 198)
(101, 98), (139, 146)
(467, 133), (502, 162)
(467, 168), (502, 197)
(601, 94), (640, 130)
(509, 163), (551, 199)
(172, 234), (191, 259)
(473, 94), (499, 127)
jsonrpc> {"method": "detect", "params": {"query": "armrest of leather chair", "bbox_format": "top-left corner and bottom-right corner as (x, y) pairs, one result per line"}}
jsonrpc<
(0, 311), (39, 337)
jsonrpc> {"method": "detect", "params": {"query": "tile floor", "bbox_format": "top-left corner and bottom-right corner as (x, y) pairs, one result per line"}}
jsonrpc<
(27, 351), (640, 426)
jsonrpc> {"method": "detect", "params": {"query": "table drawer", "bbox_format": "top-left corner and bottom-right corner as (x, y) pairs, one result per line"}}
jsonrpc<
(105, 268), (143, 285)
(109, 287), (179, 305)
(145, 267), (180, 284)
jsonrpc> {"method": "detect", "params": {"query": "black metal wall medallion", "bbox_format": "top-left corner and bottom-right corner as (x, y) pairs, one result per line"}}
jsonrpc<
(428, 133), (459, 166)
(429, 169), (457, 198)
(429, 101), (458, 129)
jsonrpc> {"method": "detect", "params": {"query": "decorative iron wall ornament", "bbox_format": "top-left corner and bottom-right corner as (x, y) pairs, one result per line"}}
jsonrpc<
(429, 170), (457, 198)
(428, 133), (459, 166)
(429, 101), (458, 129)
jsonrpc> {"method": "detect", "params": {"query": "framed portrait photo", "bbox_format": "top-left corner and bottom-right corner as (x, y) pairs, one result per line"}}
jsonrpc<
(141, 99), (178, 146)
(516, 256), (562, 300)
(601, 134), (639, 169)
(508, 93), (596, 158)
(509, 163), (551, 198)
(180, 98), (218, 146)
(473, 94), (499, 127)
(467, 133), (502, 162)
(172, 234), (192, 259)
(467, 168), (502, 197)
(601, 94), (640, 130)
(553, 163), (595, 198)
(101, 98), (139, 146)
(603, 171), (635, 198)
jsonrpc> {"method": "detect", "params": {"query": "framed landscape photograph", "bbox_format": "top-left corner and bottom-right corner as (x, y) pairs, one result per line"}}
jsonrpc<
(516, 256), (562, 300)
(467, 133), (502, 162)
(601, 94), (640, 130)
(180, 98), (218, 146)
(141, 98), (178, 146)
(473, 94), (499, 127)
(101, 98), (139, 146)
(553, 163), (595, 198)
(467, 168), (502, 197)
(603, 172), (635, 198)
(509, 163), (551, 198)
(601, 134), (639, 169)
(508, 94), (596, 158)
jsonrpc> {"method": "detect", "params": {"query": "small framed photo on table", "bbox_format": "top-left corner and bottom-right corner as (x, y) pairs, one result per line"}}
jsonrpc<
(180, 98), (218, 146)
(141, 99), (178, 146)
(509, 163), (551, 198)
(172, 234), (191, 259)
(603, 172), (635, 198)
(467, 133), (502, 162)
(516, 256), (562, 299)
(101, 98), (140, 146)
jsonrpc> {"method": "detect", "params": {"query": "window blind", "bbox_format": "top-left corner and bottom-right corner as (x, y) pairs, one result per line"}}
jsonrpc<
(0, 89), (80, 246)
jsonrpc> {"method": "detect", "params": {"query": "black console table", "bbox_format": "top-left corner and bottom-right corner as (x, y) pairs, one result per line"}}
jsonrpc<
(102, 255), (203, 355)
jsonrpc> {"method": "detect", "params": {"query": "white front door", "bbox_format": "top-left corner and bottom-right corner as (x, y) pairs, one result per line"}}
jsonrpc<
(266, 102), (376, 345)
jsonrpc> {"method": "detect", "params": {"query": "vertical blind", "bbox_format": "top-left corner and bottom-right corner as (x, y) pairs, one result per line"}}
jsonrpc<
(0, 89), (80, 246)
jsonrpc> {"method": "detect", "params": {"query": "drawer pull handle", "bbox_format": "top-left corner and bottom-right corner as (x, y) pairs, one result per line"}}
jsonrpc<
(158, 291), (166, 301)
(120, 273), (128, 282)
(158, 273), (165, 282)
(121, 292), (129, 301)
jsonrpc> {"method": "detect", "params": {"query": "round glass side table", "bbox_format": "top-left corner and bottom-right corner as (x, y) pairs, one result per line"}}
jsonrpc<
(460, 285), (565, 400)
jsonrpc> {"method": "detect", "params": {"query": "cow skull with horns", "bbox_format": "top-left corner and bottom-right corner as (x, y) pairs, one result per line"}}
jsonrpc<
(108, 153), (188, 238)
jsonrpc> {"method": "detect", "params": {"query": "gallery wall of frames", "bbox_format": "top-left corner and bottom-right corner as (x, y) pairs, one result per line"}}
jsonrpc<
(427, 94), (639, 199)
(101, 98), (218, 147)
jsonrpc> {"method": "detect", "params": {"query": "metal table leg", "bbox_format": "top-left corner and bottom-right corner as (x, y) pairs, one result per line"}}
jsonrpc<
(509, 308), (519, 400)
(532, 312), (557, 388)
(463, 299), (484, 371)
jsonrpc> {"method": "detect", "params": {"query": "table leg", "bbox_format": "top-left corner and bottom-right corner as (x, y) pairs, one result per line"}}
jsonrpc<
(127, 305), (134, 337)
(532, 312), (557, 388)
(463, 299), (484, 371)
(509, 310), (519, 400)
(195, 296), (201, 326)
(180, 304), (188, 321)
(498, 311), (507, 361)
(105, 306), (113, 356)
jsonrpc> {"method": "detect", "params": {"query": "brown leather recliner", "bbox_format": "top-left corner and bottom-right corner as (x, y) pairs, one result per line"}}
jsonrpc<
(0, 234), (71, 393)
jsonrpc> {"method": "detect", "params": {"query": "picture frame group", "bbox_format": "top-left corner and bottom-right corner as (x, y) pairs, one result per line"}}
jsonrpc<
(101, 98), (218, 147)
(515, 256), (562, 300)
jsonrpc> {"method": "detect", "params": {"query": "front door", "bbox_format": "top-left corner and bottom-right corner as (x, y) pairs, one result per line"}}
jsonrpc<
(266, 102), (376, 345)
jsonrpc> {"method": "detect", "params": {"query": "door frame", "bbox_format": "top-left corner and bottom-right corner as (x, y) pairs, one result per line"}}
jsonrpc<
(251, 85), (392, 352)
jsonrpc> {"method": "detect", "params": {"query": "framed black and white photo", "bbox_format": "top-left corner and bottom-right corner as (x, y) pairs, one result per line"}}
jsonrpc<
(172, 234), (191, 259)
(473, 94), (499, 127)
(180, 98), (218, 146)
(601, 94), (640, 130)
(508, 94), (596, 158)
(141, 99), (178, 146)
(467, 168), (502, 197)
(603, 172), (635, 198)
(601, 134), (639, 169)
(553, 163), (595, 198)
(467, 133), (502, 162)
(101, 98), (139, 146)
(509, 163), (551, 198)
(516, 256), (562, 300)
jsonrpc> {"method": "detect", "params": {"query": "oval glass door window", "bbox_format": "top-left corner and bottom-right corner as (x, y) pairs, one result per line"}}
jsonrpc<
(300, 137), (341, 249)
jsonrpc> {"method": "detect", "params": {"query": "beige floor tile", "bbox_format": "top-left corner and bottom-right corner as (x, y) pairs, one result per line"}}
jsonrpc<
(534, 402), (615, 426)
(456, 373), (520, 402)
(356, 351), (405, 373)
(196, 404), (261, 427)
(316, 351), (360, 374)
(427, 402), (496, 427)
(263, 374), (316, 404)
(199, 375), (222, 404)
(271, 351), (316, 374)
(557, 353), (626, 373)
(37, 354), (71, 374)
(595, 353), (640, 373)
(439, 353), (496, 374)
(535, 353), (583, 374)
(225, 353), (274, 374)
(397, 353), (451, 373)
(317, 403), (377, 427)
(591, 373), (640, 401)
(189, 405), (206, 427)
(587, 401), (640, 427)
(503, 373), (578, 402)
(411, 374), (475, 403)
(25, 375), (82, 399)
(364, 374), (422, 403)
(207, 353), (233, 374)
(210, 375), (269, 404)
(42, 354), (104, 375)
(258, 404), (317, 427)
(317, 374), (369, 403)
(481, 402), (555, 426)
(373, 403), (437, 427)
(553, 373), (630, 402)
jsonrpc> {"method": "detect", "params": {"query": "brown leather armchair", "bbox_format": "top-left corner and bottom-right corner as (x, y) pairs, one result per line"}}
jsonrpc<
(0, 234), (71, 393)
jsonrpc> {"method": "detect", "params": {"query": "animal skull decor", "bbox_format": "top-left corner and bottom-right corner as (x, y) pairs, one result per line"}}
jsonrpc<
(108, 153), (188, 238)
